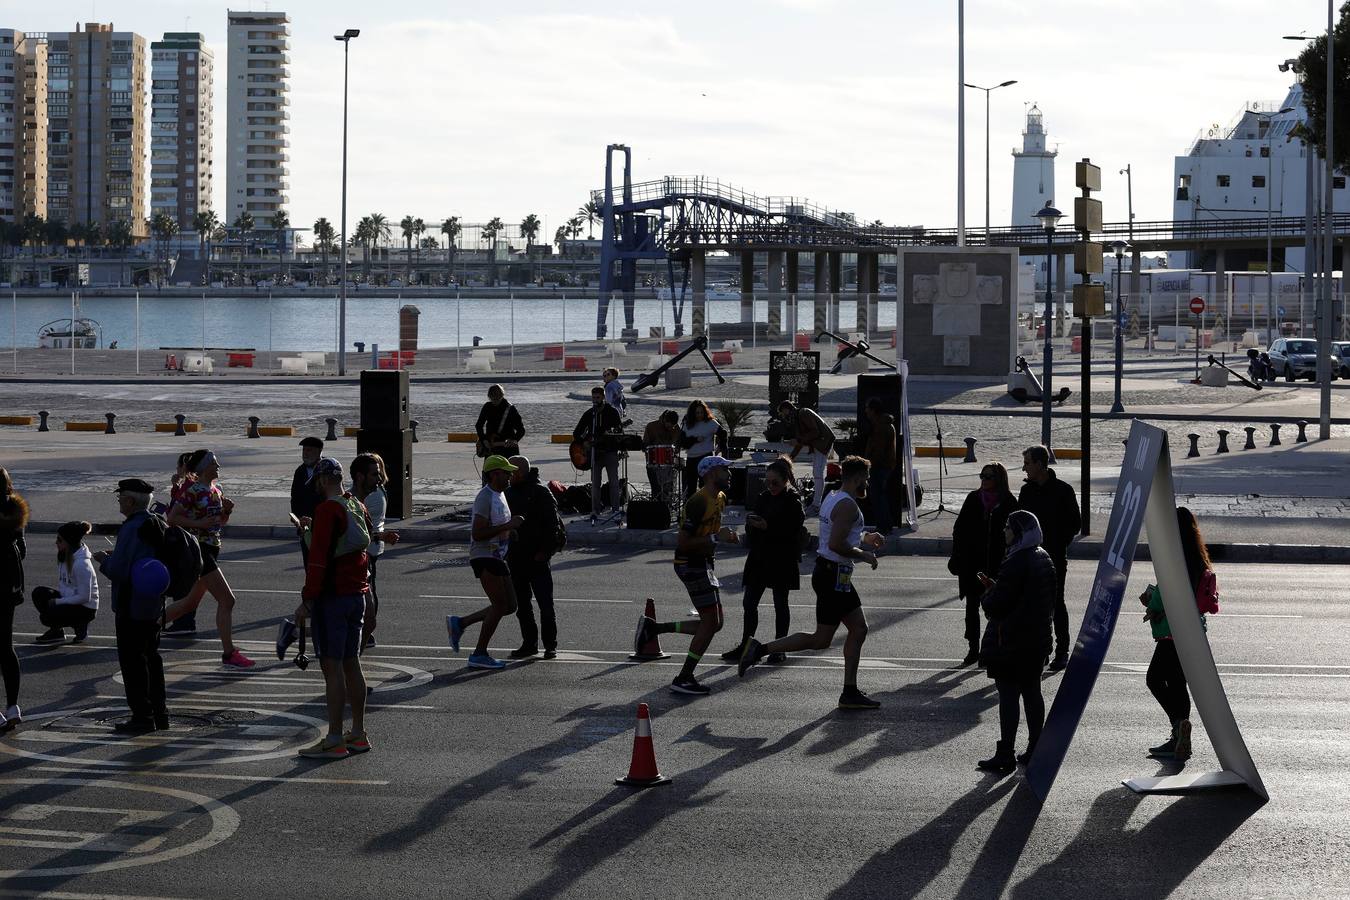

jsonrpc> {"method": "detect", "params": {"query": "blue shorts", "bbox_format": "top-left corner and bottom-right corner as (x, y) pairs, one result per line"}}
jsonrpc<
(312, 593), (366, 660)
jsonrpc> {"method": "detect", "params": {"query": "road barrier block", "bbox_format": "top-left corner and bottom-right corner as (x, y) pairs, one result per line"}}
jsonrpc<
(0, 416), (34, 426)
(914, 446), (965, 458)
(344, 426), (361, 437)
(155, 423), (201, 433)
(550, 434), (573, 444)
(255, 425), (295, 437)
(447, 432), (477, 443)
(65, 422), (106, 432)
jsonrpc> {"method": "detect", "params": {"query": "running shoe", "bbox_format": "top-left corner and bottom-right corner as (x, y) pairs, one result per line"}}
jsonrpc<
(34, 627), (65, 644)
(737, 639), (763, 678)
(276, 618), (299, 660)
(3, 704), (20, 725)
(633, 614), (656, 656)
(113, 718), (156, 735)
(838, 687), (881, 710)
(1173, 719), (1192, 762)
(222, 648), (256, 668)
(344, 731), (372, 754)
(543, 648), (558, 659)
(163, 619), (197, 637)
(447, 615), (463, 653)
(467, 653), (506, 670)
(297, 736), (350, 759)
(1047, 653), (1068, 673)
(670, 674), (710, 696)
(508, 646), (539, 660)
(1148, 735), (1178, 758)
(719, 645), (744, 662)
(766, 652), (787, 665)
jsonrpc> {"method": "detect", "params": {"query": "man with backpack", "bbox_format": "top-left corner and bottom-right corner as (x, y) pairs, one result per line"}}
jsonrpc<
(295, 457), (373, 759)
(94, 479), (172, 733)
(505, 455), (562, 659)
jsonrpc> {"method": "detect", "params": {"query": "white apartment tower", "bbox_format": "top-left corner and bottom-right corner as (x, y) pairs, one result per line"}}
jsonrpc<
(1011, 104), (1057, 227)
(225, 10), (288, 225)
(150, 32), (213, 230)
(0, 29), (47, 222)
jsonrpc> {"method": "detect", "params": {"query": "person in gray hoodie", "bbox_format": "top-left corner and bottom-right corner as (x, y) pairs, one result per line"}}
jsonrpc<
(31, 520), (99, 644)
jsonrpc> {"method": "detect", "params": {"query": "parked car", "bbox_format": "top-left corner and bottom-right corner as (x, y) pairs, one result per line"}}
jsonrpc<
(1333, 341), (1350, 379)
(1267, 338), (1342, 381)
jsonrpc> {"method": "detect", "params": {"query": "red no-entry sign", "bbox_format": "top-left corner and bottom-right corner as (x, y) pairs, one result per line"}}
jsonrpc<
(1189, 296), (1206, 315)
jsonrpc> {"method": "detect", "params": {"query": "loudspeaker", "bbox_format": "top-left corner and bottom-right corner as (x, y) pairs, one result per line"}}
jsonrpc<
(856, 373), (901, 449)
(360, 369), (410, 430)
(627, 499), (670, 530)
(356, 428), (412, 518)
(728, 466), (748, 505)
(743, 465), (768, 507)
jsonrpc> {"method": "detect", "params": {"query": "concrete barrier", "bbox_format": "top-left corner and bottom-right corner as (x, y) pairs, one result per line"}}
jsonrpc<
(256, 425), (295, 437)
(447, 433), (477, 443)
(155, 422), (201, 433)
(0, 415), (34, 426)
(344, 426), (361, 437)
(550, 434), (573, 444)
(279, 357), (308, 375)
(914, 446), (965, 458)
(65, 422), (107, 432)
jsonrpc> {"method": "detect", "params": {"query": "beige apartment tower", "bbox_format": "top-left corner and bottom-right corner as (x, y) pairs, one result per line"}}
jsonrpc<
(225, 10), (289, 225)
(0, 29), (48, 222)
(45, 23), (147, 232)
(151, 32), (213, 229)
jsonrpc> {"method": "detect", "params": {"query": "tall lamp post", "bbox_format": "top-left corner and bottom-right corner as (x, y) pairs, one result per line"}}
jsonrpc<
(1035, 204), (1063, 452)
(1256, 107), (1295, 340)
(1110, 240), (1130, 413)
(1119, 164), (1134, 241)
(964, 79), (1018, 244)
(334, 28), (360, 376)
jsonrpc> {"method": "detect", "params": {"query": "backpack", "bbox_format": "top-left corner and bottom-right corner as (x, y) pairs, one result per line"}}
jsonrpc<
(303, 495), (371, 558)
(554, 511), (568, 554)
(135, 514), (203, 617)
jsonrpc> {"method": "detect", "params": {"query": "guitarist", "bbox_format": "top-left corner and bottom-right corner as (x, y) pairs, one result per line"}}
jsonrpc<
(572, 386), (623, 511)
(475, 384), (525, 458)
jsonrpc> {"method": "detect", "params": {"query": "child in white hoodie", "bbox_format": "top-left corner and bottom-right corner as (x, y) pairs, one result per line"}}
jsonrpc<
(31, 521), (99, 644)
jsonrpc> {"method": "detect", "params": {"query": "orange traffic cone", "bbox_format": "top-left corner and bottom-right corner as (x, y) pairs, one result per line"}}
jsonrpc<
(615, 703), (671, 787)
(630, 598), (669, 661)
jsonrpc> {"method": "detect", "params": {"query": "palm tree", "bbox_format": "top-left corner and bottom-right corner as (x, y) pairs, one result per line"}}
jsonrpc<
(233, 212), (255, 270)
(193, 210), (219, 286)
(355, 216), (373, 280)
(440, 216), (460, 286)
(412, 218), (425, 283)
(566, 215), (584, 240)
(368, 213), (391, 282)
(269, 209), (290, 278)
(313, 217), (336, 285)
(554, 225), (569, 258)
(105, 219), (134, 254)
(21, 213), (44, 285)
(519, 213), (541, 250)
(579, 199), (599, 239)
(147, 212), (178, 285)
(400, 215), (415, 283)
(482, 217), (503, 286)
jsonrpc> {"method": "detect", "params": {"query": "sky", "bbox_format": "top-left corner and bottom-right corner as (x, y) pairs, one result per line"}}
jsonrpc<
(11, 0), (1332, 242)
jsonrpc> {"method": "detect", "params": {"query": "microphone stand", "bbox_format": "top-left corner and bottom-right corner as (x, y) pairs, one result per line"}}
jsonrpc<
(917, 411), (953, 520)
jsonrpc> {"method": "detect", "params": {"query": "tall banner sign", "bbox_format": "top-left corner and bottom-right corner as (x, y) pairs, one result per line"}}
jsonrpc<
(1026, 420), (1266, 802)
(897, 359), (916, 528)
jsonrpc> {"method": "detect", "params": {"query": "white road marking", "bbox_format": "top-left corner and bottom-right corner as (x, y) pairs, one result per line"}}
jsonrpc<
(4, 888), (192, 899)
(94, 695), (436, 711)
(416, 593), (632, 604)
(34, 766), (390, 786)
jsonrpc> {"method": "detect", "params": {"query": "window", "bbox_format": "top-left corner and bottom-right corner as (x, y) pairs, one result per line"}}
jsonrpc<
(1216, 175), (1231, 188)
(1260, 146), (1270, 158)
(1336, 177), (1346, 190)
(1252, 175), (1266, 188)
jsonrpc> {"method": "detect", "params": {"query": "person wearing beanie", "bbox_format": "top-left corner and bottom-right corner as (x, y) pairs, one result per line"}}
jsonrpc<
(31, 521), (99, 644)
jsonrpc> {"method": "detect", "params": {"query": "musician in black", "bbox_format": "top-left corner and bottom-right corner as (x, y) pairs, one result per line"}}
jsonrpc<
(573, 386), (624, 511)
(475, 384), (525, 458)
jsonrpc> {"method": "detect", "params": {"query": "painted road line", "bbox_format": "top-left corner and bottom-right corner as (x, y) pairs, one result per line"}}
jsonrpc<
(3, 891), (193, 900)
(34, 766), (390, 786)
(95, 695), (437, 711)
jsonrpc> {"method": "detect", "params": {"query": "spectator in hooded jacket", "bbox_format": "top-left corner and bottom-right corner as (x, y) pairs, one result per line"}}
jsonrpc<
(31, 521), (99, 645)
(0, 467), (28, 729)
(950, 462), (1018, 666)
(1016, 445), (1080, 672)
(504, 456), (561, 659)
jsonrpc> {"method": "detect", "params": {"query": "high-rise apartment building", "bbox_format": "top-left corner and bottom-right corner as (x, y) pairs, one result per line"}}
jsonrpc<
(45, 23), (147, 232)
(150, 32), (213, 230)
(0, 29), (47, 222)
(225, 10), (289, 225)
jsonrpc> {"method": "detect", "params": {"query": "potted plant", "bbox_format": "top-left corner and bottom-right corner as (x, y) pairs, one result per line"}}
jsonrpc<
(713, 399), (755, 459)
(834, 418), (859, 457)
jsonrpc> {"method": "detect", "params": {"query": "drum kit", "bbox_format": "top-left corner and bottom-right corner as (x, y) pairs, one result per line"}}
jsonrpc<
(568, 429), (686, 516)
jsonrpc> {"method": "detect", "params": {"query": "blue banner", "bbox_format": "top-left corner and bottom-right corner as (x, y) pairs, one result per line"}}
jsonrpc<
(1025, 420), (1165, 802)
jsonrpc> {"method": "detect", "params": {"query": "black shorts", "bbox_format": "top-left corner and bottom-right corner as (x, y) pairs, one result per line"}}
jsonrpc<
(470, 557), (510, 579)
(200, 543), (220, 577)
(812, 558), (861, 627)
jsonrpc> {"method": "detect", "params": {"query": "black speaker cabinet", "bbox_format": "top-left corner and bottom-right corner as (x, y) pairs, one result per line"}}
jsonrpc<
(627, 499), (670, 530)
(360, 369), (410, 430)
(356, 428), (413, 519)
(855, 373), (901, 449)
(743, 465), (768, 507)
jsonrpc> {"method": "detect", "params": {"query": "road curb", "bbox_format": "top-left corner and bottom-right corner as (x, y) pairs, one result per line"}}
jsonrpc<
(35, 519), (1350, 564)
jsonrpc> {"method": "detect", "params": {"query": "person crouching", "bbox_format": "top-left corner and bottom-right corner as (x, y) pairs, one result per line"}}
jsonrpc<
(32, 521), (99, 644)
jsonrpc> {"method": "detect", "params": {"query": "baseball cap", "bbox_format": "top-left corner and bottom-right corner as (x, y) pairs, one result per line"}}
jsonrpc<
(299, 436), (324, 449)
(115, 477), (155, 494)
(697, 455), (731, 478)
(315, 457), (344, 480)
(482, 455), (519, 475)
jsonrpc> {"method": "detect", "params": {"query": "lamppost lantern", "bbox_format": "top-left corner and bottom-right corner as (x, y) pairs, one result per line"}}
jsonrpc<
(1034, 205), (1063, 234)
(1111, 239), (1129, 259)
(336, 28), (360, 40)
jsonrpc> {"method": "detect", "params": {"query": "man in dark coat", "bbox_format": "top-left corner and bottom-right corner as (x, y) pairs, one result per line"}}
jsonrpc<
(1016, 445), (1081, 671)
(290, 437), (323, 564)
(504, 456), (560, 658)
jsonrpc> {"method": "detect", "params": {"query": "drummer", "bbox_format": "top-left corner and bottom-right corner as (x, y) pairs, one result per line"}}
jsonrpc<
(642, 411), (683, 502)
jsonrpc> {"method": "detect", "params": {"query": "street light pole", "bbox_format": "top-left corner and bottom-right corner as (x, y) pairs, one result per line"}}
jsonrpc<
(334, 28), (360, 377)
(1111, 240), (1129, 413)
(1035, 205), (1063, 453)
(1255, 108), (1294, 340)
(1119, 164), (1134, 242)
(1319, 0), (1335, 439)
(964, 79), (1018, 245)
(956, 0), (966, 247)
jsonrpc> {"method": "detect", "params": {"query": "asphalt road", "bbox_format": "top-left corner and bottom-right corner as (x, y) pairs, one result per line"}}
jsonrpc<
(0, 542), (1346, 898)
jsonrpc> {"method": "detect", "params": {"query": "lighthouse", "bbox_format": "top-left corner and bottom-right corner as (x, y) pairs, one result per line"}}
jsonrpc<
(1011, 104), (1057, 228)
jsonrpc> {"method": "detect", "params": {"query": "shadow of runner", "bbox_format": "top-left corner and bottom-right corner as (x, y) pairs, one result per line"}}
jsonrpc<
(827, 776), (1018, 899)
(512, 715), (828, 900)
(1005, 786), (1264, 899)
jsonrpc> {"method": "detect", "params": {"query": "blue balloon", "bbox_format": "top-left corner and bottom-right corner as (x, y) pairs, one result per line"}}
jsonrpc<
(131, 558), (170, 598)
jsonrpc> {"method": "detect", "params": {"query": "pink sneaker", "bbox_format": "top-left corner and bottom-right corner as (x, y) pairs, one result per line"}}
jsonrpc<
(222, 648), (256, 668)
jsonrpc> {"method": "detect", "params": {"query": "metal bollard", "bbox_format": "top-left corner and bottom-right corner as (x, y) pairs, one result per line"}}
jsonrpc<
(174, 413), (187, 437)
(1186, 433), (1200, 458)
(37, 410), (49, 432)
(104, 413), (117, 435)
(410, 419), (419, 444)
(1269, 423), (1281, 447)
(962, 437), (977, 463)
(1296, 420), (1308, 443)
(1216, 429), (1230, 454)
(247, 416), (261, 439)
(325, 417), (338, 442)
(1243, 426), (1256, 450)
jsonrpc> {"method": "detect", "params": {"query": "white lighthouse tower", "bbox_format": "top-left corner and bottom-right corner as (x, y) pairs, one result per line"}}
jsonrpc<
(1011, 104), (1057, 228)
